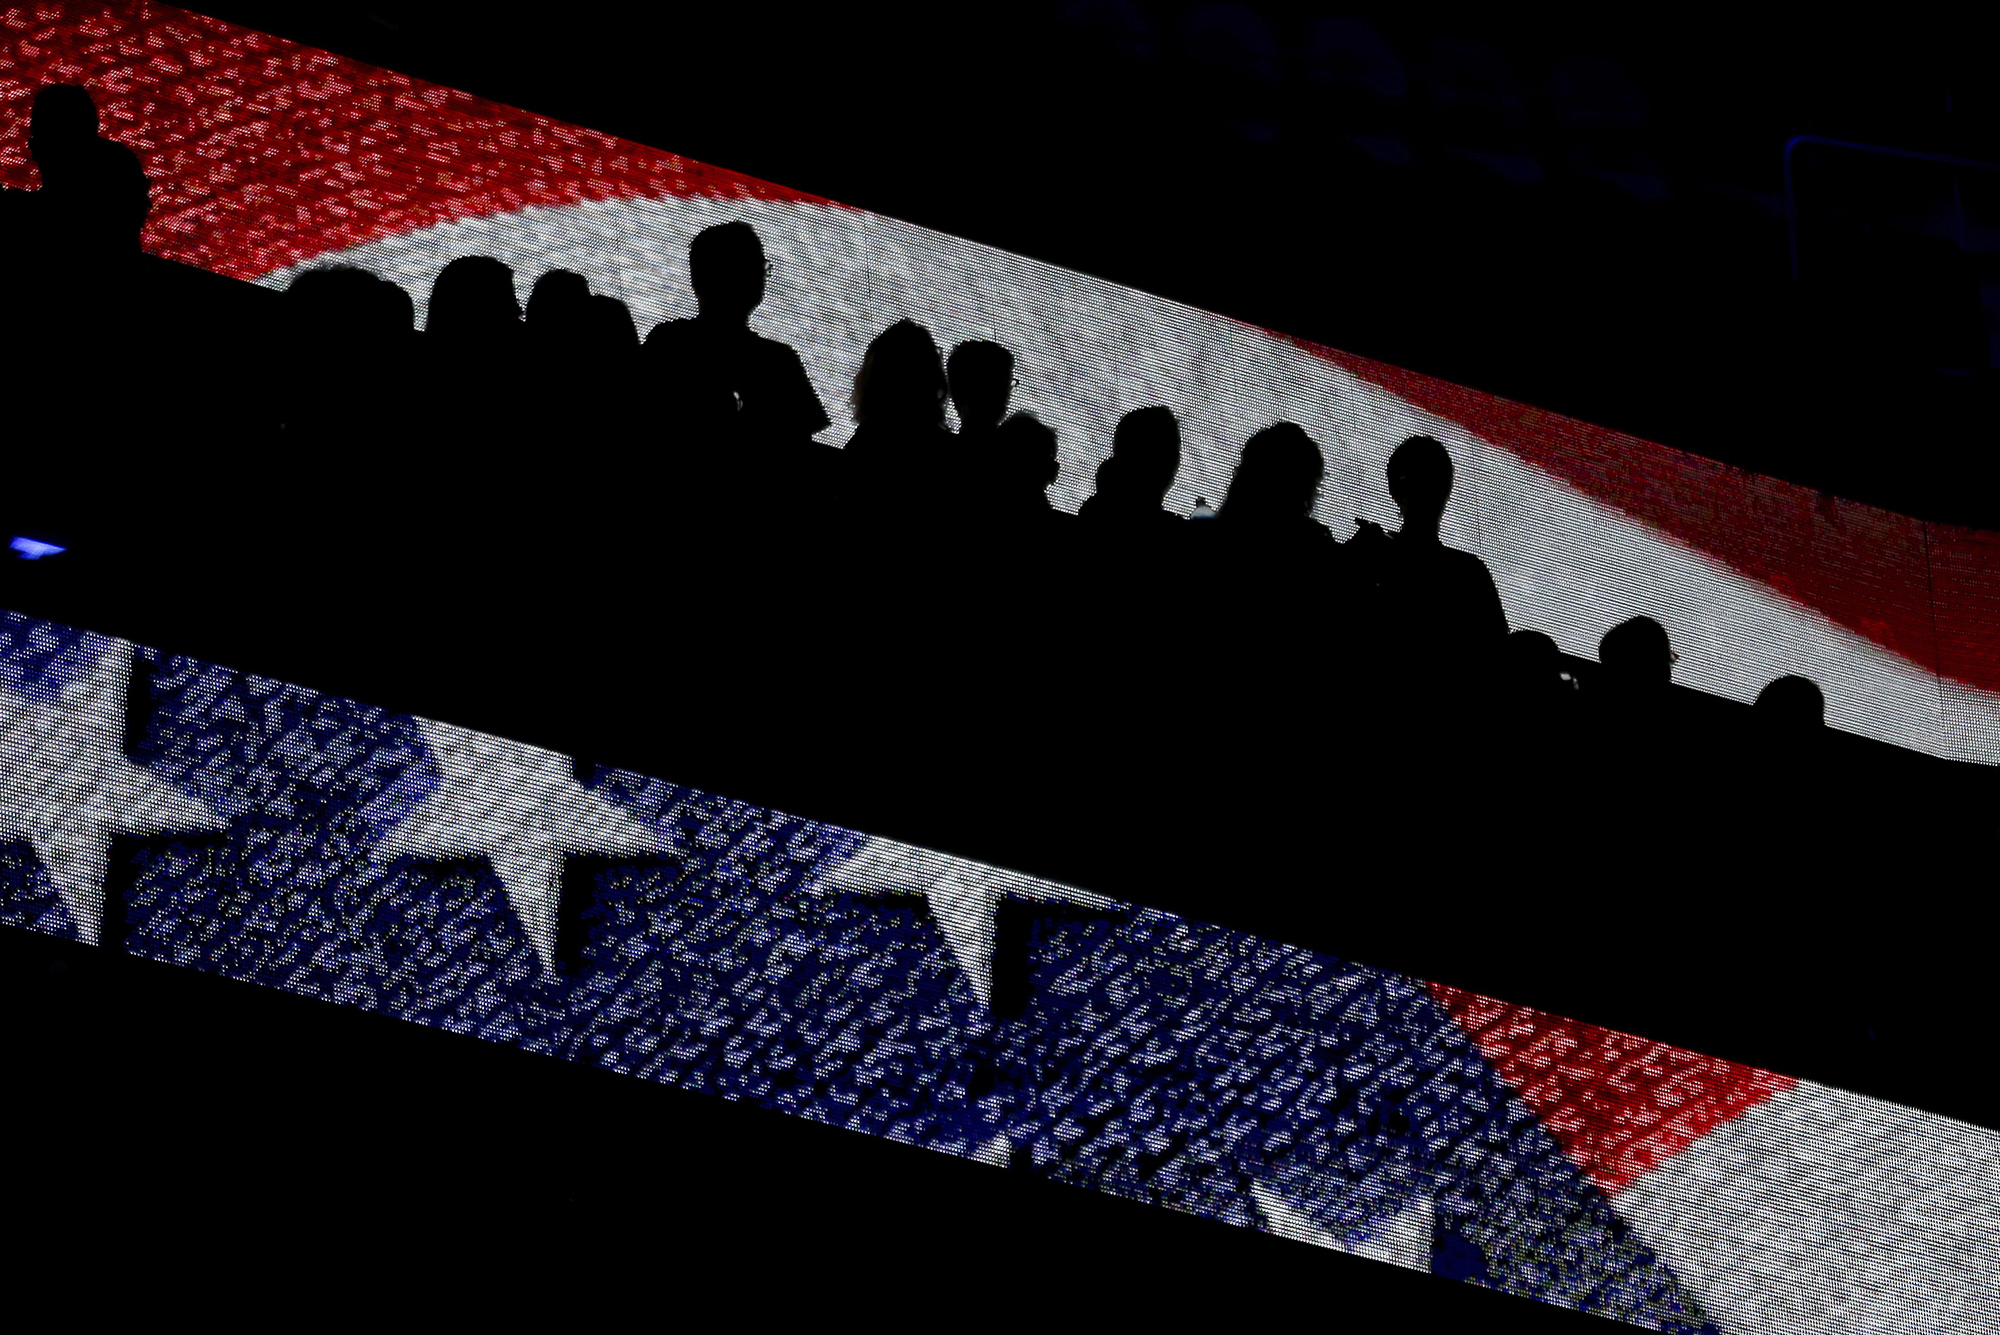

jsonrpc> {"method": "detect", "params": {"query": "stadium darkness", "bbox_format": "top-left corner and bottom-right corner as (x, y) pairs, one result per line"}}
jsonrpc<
(4, 6), (1995, 1328)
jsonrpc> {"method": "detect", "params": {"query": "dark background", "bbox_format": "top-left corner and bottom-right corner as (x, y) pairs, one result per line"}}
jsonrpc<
(6, 5), (1991, 1325)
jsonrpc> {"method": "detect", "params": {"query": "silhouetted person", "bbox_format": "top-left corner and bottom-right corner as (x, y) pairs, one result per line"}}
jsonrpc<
(1356, 436), (1507, 684)
(1754, 674), (1825, 731)
(524, 269), (591, 348)
(24, 85), (148, 262)
(426, 255), (521, 348)
(277, 265), (416, 433)
(1597, 615), (1675, 697)
(843, 319), (955, 513)
(579, 293), (639, 356)
(1217, 422), (1337, 546)
(1078, 407), (1183, 533)
(1479, 627), (1580, 786)
(948, 339), (1014, 443)
(644, 221), (829, 447)
(1500, 629), (1571, 702)
(947, 339), (1017, 505)
(986, 412), (1063, 528)
(260, 266), (422, 562)
(1201, 423), (1348, 764)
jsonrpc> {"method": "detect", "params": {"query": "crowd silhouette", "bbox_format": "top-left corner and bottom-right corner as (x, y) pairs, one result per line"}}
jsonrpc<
(0, 86), (1868, 790)
(4, 82), (1995, 1129)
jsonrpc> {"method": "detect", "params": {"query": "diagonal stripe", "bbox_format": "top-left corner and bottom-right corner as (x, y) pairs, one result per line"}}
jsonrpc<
(1430, 982), (1795, 1197)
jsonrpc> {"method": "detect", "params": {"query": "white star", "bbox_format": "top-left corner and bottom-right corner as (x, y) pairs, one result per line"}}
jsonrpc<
(0, 637), (225, 944)
(373, 717), (660, 972)
(1250, 1180), (1435, 1273)
(972, 1134), (1015, 1167)
(825, 837), (1119, 1010)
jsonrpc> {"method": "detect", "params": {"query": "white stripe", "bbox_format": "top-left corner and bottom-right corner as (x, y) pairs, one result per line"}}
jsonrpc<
(1613, 1080), (2000, 1333)
(259, 195), (2000, 764)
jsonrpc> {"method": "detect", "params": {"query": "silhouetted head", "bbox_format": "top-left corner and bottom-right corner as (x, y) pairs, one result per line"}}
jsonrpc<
(1387, 435), (1454, 539)
(284, 266), (412, 350)
(689, 221), (767, 324)
(1754, 674), (1825, 731)
(992, 411), (1060, 504)
(426, 256), (520, 343)
(851, 319), (947, 427)
(1095, 406), (1182, 508)
(947, 340), (1015, 433)
(1597, 616), (1674, 693)
(1501, 628), (1567, 696)
(1221, 422), (1324, 523)
(578, 293), (639, 353)
(525, 269), (591, 342)
(29, 85), (100, 166)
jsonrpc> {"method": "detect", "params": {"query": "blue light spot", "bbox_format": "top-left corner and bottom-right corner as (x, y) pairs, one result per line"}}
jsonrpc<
(10, 537), (66, 560)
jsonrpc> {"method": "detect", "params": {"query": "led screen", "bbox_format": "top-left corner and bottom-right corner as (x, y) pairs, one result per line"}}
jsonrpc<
(2, 609), (1995, 1330)
(3, 8), (2000, 1328)
(4, 2), (2000, 765)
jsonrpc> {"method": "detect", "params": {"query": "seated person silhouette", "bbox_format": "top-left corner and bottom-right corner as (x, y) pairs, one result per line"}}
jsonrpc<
(949, 339), (1016, 505)
(580, 293), (640, 355)
(948, 337), (1012, 436)
(426, 254), (522, 349)
(843, 318), (956, 516)
(271, 266), (419, 549)
(2, 85), (149, 333)
(1202, 423), (1345, 732)
(1754, 674), (1825, 731)
(524, 269), (592, 350)
(1748, 673), (1830, 793)
(949, 340), (1015, 440)
(1355, 435), (1507, 670)
(281, 265), (415, 398)
(1596, 615), (1675, 695)
(1214, 422), (1339, 550)
(1500, 628), (1572, 702)
(644, 221), (830, 449)
(1078, 406), (1184, 533)
(420, 255), (525, 468)
(986, 411), (1064, 530)
(21, 85), (148, 258)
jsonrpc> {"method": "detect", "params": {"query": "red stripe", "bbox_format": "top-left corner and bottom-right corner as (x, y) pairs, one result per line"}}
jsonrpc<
(1429, 981), (1795, 1197)
(1304, 340), (2000, 694)
(0, 2), (825, 281)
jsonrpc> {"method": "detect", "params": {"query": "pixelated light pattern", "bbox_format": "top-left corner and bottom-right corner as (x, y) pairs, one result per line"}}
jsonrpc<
(373, 717), (660, 972)
(0, 633), (224, 941)
(5, 607), (1998, 1333)
(7, 4), (2000, 763)
(826, 836), (1118, 1010)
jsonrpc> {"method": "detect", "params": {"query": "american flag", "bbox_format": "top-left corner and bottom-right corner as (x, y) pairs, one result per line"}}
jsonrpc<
(5, 3), (2000, 767)
(3, 611), (1995, 1330)
(3, 6), (1999, 1327)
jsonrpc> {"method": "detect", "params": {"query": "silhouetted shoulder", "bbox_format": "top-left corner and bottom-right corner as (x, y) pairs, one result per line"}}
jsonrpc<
(645, 316), (699, 353)
(1402, 540), (1507, 637)
(745, 331), (830, 435)
(648, 318), (828, 438)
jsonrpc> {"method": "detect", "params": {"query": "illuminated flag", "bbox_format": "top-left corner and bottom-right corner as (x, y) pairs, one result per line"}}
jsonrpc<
(4, 8), (1999, 1328)
(2, 610), (1996, 1332)
(4, 3), (1998, 765)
